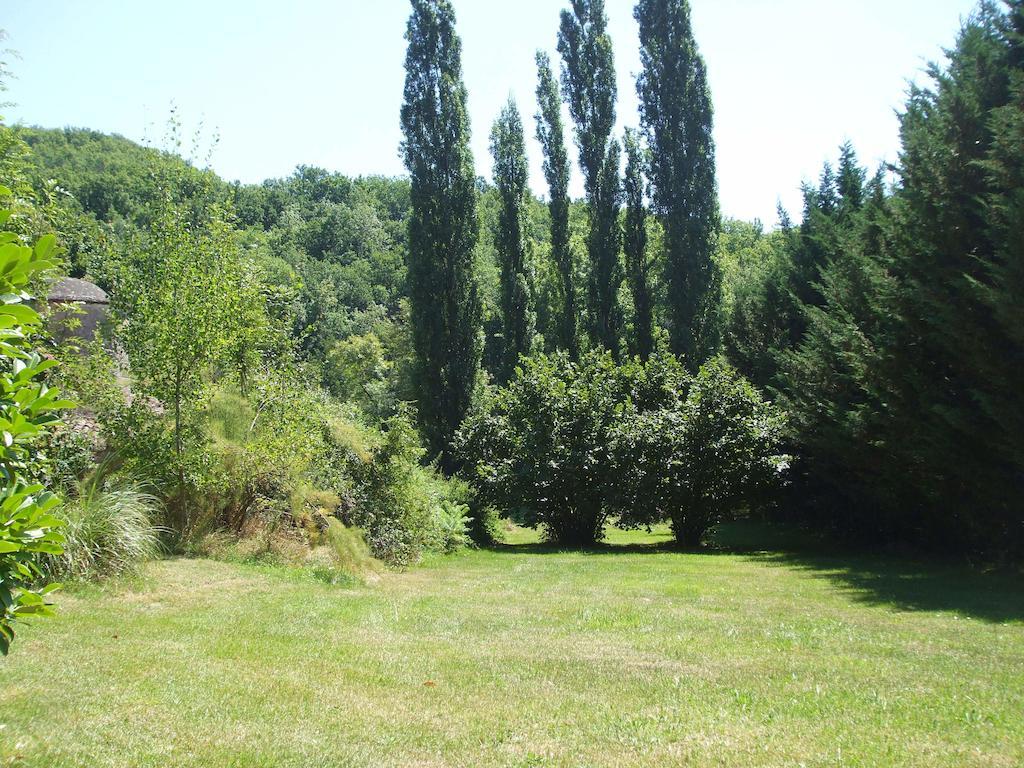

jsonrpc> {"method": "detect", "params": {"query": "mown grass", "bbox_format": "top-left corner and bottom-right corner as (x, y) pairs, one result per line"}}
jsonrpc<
(1, 524), (1022, 767)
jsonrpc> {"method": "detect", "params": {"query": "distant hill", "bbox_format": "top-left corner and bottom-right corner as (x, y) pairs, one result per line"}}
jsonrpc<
(18, 126), (228, 222)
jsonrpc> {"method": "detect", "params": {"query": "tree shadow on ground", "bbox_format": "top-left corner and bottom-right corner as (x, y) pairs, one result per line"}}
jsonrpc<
(715, 522), (1024, 624)
(486, 540), (678, 556)
(745, 549), (1024, 624)
(489, 521), (1024, 624)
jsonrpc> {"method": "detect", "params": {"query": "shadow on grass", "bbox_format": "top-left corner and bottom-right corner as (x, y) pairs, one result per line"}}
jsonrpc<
(487, 540), (678, 556)
(715, 522), (1024, 624)
(746, 550), (1024, 624)
(488, 521), (1024, 624)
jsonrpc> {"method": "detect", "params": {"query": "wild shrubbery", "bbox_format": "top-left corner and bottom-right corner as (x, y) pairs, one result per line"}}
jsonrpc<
(459, 351), (787, 548)
(343, 408), (470, 566)
(41, 161), (469, 572)
(61, 343), (468, 568)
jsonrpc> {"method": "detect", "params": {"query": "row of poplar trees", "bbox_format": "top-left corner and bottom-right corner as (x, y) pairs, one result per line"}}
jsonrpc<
(400, 0), (717, 469)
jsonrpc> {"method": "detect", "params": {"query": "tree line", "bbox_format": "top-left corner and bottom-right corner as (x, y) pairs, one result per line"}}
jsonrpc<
(401, 0), (721, 461)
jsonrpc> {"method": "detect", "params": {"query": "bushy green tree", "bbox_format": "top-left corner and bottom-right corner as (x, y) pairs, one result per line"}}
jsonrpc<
(612, 358), (787, 548)
(459, 349), (783, 549)
(534, 51), (579, 358)
(490, 99), (536, 379)
(110, 184), (262, 526)
(457, 352), (623, 546)
(635, 0), (720, 368)
(400, 0), (483, 467)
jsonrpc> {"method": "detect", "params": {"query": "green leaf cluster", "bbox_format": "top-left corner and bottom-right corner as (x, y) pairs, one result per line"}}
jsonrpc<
(0, 196), (69, 654)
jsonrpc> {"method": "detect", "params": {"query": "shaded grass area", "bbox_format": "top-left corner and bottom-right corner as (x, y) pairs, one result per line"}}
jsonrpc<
(1, 524), (1022, 767)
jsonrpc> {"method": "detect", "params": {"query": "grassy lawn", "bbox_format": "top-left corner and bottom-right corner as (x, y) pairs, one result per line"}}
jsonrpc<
(1, 525), (1022, 767)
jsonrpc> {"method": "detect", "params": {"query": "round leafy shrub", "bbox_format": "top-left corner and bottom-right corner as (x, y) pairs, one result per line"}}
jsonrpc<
(457, 352), (630, 547)
(611, 357), (789, 547)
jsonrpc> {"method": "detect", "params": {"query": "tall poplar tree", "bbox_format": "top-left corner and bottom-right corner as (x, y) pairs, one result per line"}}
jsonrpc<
(558, 0), (623, 355)
(400, 0), (482, 467)
(588, 139), (623, 355)
(490, 98), (535, 380)
(623, 128), (654, 361)
(534, 51), (579, 358)
(635, 0), (720, 369)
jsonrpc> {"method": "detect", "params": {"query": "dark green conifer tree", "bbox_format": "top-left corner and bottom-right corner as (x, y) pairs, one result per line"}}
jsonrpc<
(623, 128), (654, 361)
(490, 98), (536, 380)
(400, 0), (482, 467)
(771, 4), (1024, 554)
(535, 51), (579, 358)
(837, 141), (866, 218)
(635, 0), (719, 369)
(558, 0), (623, 355)
(881, 1), (1024, 550)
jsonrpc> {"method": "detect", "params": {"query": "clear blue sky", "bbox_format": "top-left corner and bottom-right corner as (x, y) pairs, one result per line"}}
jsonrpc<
(3, 0), (979, 224)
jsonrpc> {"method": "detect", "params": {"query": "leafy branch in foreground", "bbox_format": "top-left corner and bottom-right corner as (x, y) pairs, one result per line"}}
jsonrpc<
(0, 192), (70, 655)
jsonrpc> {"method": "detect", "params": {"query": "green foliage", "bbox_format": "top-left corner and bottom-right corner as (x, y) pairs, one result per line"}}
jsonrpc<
(460, 348), (783, 549)
(558, 0), (617, 197)
(0, 484), (63, 655)
(109, 182), (266, 527)
(201, 374), (332, 536)
(612, 357), (788, 548)
(534, 51), (579, 358)
(400, 0), (483, 467)
(347, 407), (470, 566)
(722, 4), (1024, 556)
(458, 352), (624, 546)
(868, 2), (1024, 551)
(0, 199), (69, 654)
(490, 99), (537, 379)
(324, 331), (395, 418)
(19, 127), (229, 226)
(587, 139), (624, 356)
(636, 0), (721, 367)
(718, 218), (793, 387)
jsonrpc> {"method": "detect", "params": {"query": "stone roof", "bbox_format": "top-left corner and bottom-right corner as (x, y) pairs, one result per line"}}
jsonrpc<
(48, 277), (109, 305)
